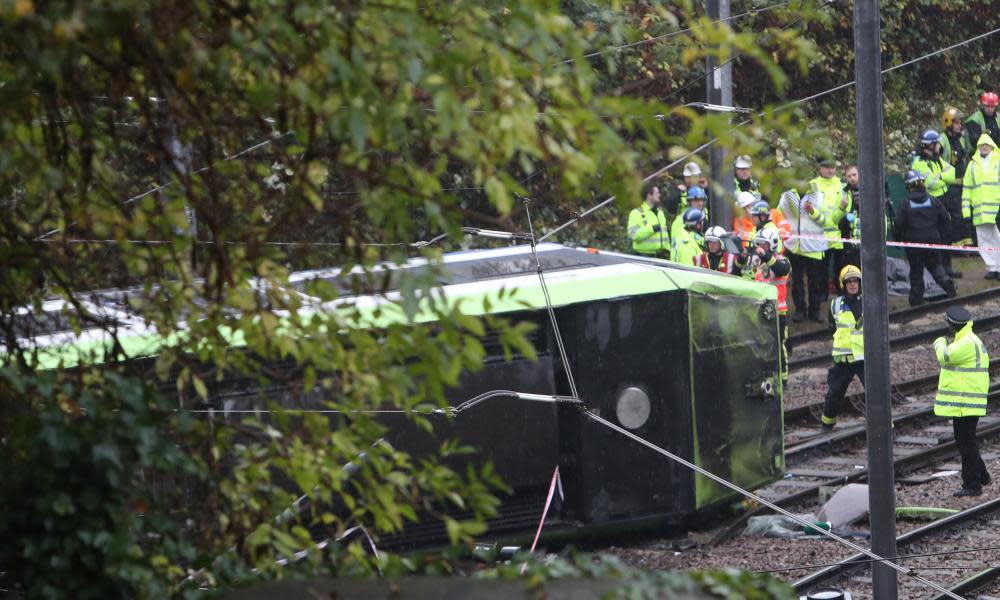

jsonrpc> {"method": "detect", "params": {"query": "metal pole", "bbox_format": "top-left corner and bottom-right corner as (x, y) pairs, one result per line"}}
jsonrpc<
(854, 0), (898, 598)
(706, 0), (734, 228)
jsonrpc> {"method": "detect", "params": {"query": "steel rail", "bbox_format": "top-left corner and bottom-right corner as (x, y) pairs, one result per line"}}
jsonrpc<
(793, 498), (1000, 594)
(711, 391), (1000, 545)
(788, 312), (1000, 371)
(787, 286), (1000, 348)
(931, 567), (1000, 600)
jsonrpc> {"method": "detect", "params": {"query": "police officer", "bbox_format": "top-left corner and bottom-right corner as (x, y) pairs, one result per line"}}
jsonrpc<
(672, 207), (706, 267)
(821, 265), (864, 431)
(965, 92), (1000, 148)
(810, 157), (850, 293)
(840, 165), (862, 268)
(934, 306), (992, 497)
(895, 170), (957, 305)
(627, 181), (669, 258)
(911, 129), (960, 277)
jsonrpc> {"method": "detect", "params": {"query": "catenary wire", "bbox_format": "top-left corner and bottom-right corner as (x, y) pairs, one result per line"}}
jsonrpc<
(540, 22), (1000, 243)
(554, 0), (794, 66)
(523, 197), (580, 400)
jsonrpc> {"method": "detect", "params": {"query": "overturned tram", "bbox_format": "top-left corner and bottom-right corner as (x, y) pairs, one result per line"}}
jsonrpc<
(12, 243), (785, 543)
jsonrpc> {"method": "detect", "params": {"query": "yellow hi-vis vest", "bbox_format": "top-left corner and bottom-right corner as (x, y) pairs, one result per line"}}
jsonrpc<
(934, 323), (989, 418)
(627, 203), (669, 255)
(809, 175), (849, 249)
(962, 135), (1000, 227)
(831, 296), (864, 363)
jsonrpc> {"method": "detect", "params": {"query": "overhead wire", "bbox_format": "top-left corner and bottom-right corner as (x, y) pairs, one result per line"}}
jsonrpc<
(540, 22), (1000, 243)
(583, 410), (963, 599)
(554, 0), (795, 66)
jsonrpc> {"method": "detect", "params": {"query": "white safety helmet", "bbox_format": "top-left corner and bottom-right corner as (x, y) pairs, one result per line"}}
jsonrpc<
(682, 162), (702, 177)
(734, 154), (753, 169)
(704, 226), (727, 244)
(736, 191), (757, 209)
(754, 228), (781, 253)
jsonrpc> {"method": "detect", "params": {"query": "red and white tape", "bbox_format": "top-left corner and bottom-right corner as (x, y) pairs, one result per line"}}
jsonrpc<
(786, 233), (1000, 253)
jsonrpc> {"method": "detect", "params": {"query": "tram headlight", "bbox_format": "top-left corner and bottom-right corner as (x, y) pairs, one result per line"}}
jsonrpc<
(615, 386), (651, 430)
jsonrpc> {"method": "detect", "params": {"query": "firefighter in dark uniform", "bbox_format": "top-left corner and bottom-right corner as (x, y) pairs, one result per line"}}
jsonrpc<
(894, 169), (957, 306)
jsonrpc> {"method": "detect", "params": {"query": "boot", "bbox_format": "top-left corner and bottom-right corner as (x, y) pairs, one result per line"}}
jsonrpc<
(945, 280), (958, 298)
(953, 486), (983, 497)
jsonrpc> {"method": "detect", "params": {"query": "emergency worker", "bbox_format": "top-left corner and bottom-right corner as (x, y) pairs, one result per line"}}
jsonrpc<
(894, 170), (956, 305)
(965, 92), (1000, 148)
(841, 165), (862, 268)
(748, 200), (784, 255)
(627, 181), (670, 258)
(696, 226), (739, 274)
(940, 107), (974, 256)
(666, 162), (710, 215)
(963, 134), (1000, 278)
(734, 155), (759, 193)
(733, 191), (758, 243)
(810, 158), (850, 292)
(934, 306), (992, 497)
(671, 186), (708, 241)
(672, 207), (706, 267)
(821, 265), (864, 432)
(745, 228), (790, 386)
(910, 130), (959, 277)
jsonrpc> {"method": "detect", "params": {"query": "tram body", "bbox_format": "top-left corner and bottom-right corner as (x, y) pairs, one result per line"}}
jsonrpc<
(11, 243), (785, 541)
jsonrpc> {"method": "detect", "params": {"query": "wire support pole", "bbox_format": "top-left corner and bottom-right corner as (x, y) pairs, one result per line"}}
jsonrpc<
(583, 410), (962, 600)
(523, 197), (580, 400)
(854, 0), (897, 597)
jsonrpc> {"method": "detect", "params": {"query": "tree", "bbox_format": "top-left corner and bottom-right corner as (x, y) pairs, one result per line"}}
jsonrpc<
(0, 0), (825, 596)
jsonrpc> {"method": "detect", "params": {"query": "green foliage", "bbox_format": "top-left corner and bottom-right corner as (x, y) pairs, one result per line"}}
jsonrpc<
(0, 0), (834, 596)
(0, 370), (203, 598)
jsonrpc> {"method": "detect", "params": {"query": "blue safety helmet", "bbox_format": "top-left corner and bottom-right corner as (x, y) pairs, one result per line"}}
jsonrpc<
(904, 169), (926, 184)
(682, 207), (705, 227)
(687, 186), (707, 200)
(749, 200), (770, 217)
(920, 129), (941, 145)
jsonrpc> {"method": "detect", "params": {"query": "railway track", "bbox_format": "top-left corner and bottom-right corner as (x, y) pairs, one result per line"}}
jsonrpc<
(786, 286), (1000, 350)
(794, 498), (1000, 598)
(710, 383), (1000, 546)
(788, 311), (1000, 371)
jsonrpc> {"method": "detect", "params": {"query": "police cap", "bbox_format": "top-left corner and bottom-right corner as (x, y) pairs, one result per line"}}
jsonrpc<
(945, 306), (971, 326)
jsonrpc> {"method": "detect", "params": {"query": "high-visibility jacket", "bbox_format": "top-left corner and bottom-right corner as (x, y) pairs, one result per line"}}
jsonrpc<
(695, 251), (737, 274)
(755, 267), (788, 314)
(809, 175), (850, 249)
(734, 211), (791, 250)
(961, 135), (1000, 227)
(933, 322), (989, 418)
(671, 227), (704, 268)
(671, 205), (709, 241)
(830, 295), (864, 363)
(911, 154), (956, 198)
(966, 109), (1000, 148)
(628, 203), (669, 255)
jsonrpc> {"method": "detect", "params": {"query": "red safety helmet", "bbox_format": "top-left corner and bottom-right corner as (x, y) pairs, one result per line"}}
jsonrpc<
(981, 92), (999, 108)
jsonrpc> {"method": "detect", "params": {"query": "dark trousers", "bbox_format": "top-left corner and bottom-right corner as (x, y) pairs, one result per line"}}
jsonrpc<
(905, 247), (954, 306)
(779, 315), (788, 383)
(788, 253), (828, 319)
(827, 248), (846, 293)
(822, 360), (865, 424)
(953, 416), (990, 489)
